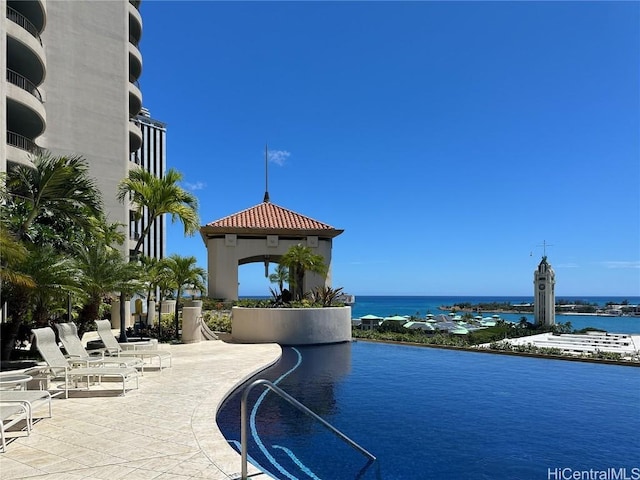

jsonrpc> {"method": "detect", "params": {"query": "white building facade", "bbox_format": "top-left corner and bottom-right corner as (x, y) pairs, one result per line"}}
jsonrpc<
(2, 0), (163, 259)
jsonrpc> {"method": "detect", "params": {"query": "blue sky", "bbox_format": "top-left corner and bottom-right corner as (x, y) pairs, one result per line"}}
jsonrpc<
(139, 1), (639, 297)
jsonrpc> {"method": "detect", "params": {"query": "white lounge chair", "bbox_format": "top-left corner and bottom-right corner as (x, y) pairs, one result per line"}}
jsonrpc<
(55, 322), (145, 373)
(0, 390), (54, 430)
(0, 403), (30, 452)
(94, 320), (172, 371)
(31, 327), (139, 398)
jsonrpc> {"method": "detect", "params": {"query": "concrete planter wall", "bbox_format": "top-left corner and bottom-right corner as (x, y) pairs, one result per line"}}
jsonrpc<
(231, 306), (352, 345)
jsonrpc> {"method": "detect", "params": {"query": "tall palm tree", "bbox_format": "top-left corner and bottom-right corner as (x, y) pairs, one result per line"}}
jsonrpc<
(116, 167), (200, 341)
(280, 244), (327, 301)
(164, 255), (206, 339)
(117, 167), (199, 256)
(6, 151), (102, 242)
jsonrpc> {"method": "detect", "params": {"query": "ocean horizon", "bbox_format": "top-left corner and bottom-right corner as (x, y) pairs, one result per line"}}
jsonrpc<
(239, 294), (640, 334)
(349, 295), (640, 334)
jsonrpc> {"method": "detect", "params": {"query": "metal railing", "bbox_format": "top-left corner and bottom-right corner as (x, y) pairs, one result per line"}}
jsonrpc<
(7, 69), (43, 102)
(7, 131), (41, 153)
(6, 6), (43, 45)
(240, 378), (376, 480)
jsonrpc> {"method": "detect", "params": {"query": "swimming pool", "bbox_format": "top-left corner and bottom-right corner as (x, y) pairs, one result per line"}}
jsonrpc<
(216, 342), (640, 479)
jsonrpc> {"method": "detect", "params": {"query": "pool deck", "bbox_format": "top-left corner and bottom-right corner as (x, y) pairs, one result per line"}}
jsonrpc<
(0, 338), (281, 479)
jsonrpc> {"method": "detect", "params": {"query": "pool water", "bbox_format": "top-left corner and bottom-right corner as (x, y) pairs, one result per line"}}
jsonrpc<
(216, 342), (640, 480)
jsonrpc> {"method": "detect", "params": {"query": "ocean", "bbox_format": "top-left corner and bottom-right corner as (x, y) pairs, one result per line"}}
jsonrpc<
(349, 295), (640, 334)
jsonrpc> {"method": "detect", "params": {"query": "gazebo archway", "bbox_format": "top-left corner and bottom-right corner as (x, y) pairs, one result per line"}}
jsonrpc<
(200, 201), (343, 300)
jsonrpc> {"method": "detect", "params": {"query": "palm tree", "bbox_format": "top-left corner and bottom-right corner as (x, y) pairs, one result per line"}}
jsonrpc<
(117, 167), (199, 256)
(1, 152), (103, 360)
(0, 229), (34, 290)
(74, 244), (140, 336)
(6, 151), (102, 241)
(268, 263), (289, 293)
(116, 167), (200, 341)
(280, 244), (327, 301)
(25, 246), (82, 327)
(164, 255), (206, 339)
(0, 230), (36, 361)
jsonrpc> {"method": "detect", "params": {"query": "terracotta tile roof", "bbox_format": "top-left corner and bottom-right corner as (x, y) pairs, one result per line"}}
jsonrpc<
(201, 202), (343, 237)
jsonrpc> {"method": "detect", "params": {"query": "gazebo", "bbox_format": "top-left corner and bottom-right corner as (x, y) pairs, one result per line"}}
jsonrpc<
(199, 200), (343, 300)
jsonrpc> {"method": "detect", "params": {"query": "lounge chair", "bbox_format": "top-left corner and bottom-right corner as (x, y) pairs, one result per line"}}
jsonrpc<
(31, 327), (139, 398)
(0, 403), (30, 452)
(94, 320), (172, 370)
(55, 322), (145, 373)
(0, 390), (54, 430)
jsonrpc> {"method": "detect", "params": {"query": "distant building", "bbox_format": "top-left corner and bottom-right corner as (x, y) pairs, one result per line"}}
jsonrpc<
(129, 107), (167, 260)
(534, 256), (556, 326)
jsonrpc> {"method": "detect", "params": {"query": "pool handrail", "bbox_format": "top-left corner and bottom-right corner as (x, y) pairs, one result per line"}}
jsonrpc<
(240, 378), (376, 479)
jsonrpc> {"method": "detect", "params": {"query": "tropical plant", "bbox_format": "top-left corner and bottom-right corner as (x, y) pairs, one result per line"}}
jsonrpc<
(308, 286), (344, 307)
(0, 228), (34, 289)
(279, 244), (327, 301)
(5, 151), (102, 242)
(163, 254), (206, 339)
(1, 152), (104, 360)
(22, 245), (82, 327)
(117, 167), (199, 256)
(268, 263), (289, 293)
(74, 243), (140, 336)
(116, 167), (200, 341)
(1, 244), (83, 357)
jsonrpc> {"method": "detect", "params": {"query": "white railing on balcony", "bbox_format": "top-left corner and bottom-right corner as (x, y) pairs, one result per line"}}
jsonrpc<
(7, 69), (43, 102)
(7, 131), (41, 153)
(6, 6), (42, 45)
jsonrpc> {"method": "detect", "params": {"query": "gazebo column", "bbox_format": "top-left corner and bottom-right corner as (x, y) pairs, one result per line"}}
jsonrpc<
(207, 236), (240, 300)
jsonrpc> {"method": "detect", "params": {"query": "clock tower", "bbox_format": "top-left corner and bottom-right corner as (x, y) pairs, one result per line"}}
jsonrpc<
(534, 256), (555, 326)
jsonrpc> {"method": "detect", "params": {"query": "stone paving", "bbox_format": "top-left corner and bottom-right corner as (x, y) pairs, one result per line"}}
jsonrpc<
(0, 338), (281, 479)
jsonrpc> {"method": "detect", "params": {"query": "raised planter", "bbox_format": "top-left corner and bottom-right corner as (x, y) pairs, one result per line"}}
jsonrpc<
(231, 306), (352, 345)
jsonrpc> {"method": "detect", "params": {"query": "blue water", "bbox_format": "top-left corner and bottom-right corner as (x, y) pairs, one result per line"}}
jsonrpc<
(217, 342), (640, 480)
(350, 296), (640, 333)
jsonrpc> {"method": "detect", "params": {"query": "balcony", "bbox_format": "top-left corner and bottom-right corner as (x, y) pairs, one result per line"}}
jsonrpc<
(129, 80), (143, 117)
(129, 41), (142, 82)
(7, 75), (46, 137)
(6, 131), (40, 167)
(6, 5), (43, 45)
(7, 19), (46, 86)
(7, 69), (43, 102)
(129, 2), (142, 45)
(129, 120), (142, 153)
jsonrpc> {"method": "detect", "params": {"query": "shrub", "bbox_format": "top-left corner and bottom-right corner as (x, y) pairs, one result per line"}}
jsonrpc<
(203, 310), (231, 333)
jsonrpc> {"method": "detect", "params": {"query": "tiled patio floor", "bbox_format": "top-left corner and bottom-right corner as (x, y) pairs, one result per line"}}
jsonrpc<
(0, 338), (281, 479)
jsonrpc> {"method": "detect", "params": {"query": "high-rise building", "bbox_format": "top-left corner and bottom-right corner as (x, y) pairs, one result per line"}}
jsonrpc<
(129, 107), (166, 260)
(2, 0), (163, 260)
(533, 256), (556, 326)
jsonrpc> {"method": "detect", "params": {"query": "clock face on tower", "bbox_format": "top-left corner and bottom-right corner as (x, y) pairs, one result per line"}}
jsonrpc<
(539, 284), (546, 291)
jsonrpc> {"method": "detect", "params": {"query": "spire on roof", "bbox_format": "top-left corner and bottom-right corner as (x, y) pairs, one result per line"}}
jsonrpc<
(263, 143), (270, 203)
